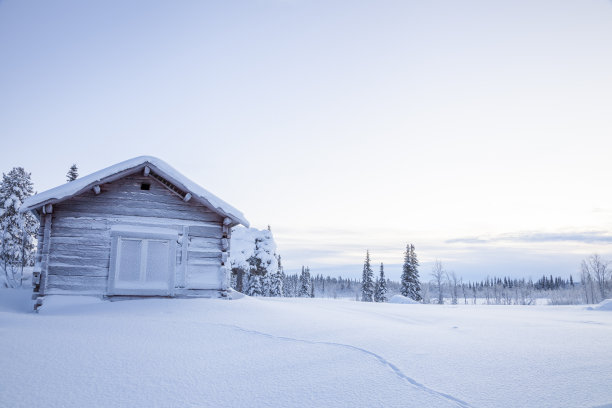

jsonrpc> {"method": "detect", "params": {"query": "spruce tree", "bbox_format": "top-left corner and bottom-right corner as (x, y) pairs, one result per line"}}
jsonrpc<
(374, 262), (387, 302)
(400, 244), (411, 297)
(262, 272), (271, 297)
(298, 266), (311, 297)
(408, 244), (422, 301)
(0, 167), (38, 287)
(247, 252), (263, 296)
(400, 244), (422, 301)
(269, 255), (284, 297)
(66, 164), (78, 182)
(361, 250), (374, 302)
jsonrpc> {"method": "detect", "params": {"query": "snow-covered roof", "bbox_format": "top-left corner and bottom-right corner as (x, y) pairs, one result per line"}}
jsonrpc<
(20, 156), (249, 227)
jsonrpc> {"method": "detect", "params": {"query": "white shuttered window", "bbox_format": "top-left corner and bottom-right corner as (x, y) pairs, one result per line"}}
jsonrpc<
(109, 227), (177, 295)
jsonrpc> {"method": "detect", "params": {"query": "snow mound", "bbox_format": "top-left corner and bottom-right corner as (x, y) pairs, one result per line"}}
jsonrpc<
(226, 288), (247, 300)
(588, 299), (612, 311)
(388, 294), (419, 304)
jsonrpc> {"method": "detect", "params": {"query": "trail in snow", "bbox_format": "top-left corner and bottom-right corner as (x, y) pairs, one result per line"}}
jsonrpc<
(213, 322), (474, 408)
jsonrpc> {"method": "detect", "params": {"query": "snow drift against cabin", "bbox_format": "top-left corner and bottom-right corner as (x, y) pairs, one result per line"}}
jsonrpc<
(20, 156), (249, 227)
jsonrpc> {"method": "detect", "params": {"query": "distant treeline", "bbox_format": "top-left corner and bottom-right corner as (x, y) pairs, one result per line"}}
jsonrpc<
(277, 273), (592, 306)
(229, 229), (610, 306)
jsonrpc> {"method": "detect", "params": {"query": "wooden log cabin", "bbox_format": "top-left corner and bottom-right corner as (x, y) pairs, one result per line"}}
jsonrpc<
(20, 156), (249, 310)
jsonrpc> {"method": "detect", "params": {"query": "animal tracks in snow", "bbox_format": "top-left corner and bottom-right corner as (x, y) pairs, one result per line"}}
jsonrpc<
(213, 322), (474, 408)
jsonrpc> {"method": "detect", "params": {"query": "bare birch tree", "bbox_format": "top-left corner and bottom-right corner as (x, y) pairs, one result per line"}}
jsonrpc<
(581, 254), (610, 303)
(431, 260), (445, 304)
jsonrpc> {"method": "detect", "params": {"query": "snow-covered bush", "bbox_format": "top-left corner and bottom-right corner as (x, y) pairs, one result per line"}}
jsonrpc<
(388, 294), (419, 304)
(229, 227), (277, 296)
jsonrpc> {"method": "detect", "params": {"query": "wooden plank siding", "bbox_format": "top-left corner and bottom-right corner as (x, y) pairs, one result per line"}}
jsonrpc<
(44, 173), (226, 294)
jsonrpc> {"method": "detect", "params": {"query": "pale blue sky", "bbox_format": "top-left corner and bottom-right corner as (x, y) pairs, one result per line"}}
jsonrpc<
(1, 0), (612, 281)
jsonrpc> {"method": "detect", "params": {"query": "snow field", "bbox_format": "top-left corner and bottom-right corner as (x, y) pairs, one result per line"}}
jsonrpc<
(1, 290), (611, 408)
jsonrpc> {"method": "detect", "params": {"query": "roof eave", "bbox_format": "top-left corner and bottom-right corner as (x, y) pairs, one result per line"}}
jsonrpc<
(19, 160), (250, 228)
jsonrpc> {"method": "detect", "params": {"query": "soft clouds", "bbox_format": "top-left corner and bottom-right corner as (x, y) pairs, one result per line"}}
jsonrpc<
(274, 226), (612, 281)
(446, 231), (612, 244)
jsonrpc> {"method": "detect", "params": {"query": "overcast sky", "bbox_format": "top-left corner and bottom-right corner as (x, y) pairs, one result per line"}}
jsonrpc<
(1, 0), (611, 281)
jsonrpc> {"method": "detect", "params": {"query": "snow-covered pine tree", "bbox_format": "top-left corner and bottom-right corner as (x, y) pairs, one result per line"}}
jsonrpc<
(400, 244), (411, 297)
(247, 252), (264, 296)
(282, 268), (295, 297)
(361, 250), (374, 302)
(269, 255), (284, 297)
(246, 273), (263, 296)
(408, 244), (422, 301)
(262, 272), (271, 297)
(400, 244), (422, 301)
(310, 277), (315, 298)
(374, 262), (387, 302)
(66, 164), (78, 182)
(0, 167), (38, 287)
(298, 266), (311, 297)
(284, 273), (297, 297)
(245, 228), (277, 296)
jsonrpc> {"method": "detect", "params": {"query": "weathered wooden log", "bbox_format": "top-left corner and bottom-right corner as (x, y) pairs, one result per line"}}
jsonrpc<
(49, 256), (110, 269)
(187, 250), (222, 261)
(46, 274), (107, 291)
(49, 236), (111, 247)
(188, 225), (222, 238)
(48, 264), (109, 277)
(187, 237), (221, 251)
(54, 206), (222, 223)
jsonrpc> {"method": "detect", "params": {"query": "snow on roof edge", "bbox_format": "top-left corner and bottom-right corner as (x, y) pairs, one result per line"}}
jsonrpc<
(20, 156), (249, 227)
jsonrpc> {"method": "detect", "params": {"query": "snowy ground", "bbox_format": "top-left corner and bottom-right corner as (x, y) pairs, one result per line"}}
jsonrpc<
(1, 290), (611, 408)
